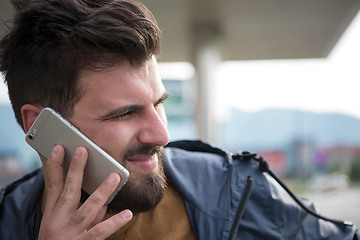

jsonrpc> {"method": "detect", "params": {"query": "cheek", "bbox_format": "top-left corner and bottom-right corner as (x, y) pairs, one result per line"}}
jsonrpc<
(81, 123), (134, 157)
(96, 124), (133, 147)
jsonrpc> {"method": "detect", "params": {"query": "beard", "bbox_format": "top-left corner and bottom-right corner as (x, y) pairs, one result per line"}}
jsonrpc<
(108, 145), (166, 214)
(81, 144), (167, 215)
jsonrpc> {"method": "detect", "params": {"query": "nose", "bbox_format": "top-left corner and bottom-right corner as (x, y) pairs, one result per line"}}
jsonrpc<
(137, 107), (170, 146)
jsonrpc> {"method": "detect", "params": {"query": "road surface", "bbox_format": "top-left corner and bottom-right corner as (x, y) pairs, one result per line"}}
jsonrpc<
(302, 186), (360, 227)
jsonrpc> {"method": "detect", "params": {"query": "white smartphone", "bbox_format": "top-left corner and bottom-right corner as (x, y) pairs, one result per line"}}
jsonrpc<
(25, 107), (129, 204)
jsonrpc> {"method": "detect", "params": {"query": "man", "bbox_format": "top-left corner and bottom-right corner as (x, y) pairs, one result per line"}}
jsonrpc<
(0, 0), (359, 239)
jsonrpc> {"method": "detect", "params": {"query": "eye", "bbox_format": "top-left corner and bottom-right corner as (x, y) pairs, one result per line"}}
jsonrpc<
(155, 93), (170, 109)
(119, 111), (133, 118)
(110, 110), (134, 120)
(155, 100), (164, 108)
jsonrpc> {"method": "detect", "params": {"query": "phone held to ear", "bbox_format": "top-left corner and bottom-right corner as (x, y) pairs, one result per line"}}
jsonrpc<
(25, 107), (129, 204)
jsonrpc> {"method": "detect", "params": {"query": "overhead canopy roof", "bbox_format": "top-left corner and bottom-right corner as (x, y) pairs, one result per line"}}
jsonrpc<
(1, 0), (359, 61)
(142, 0), (360, 61)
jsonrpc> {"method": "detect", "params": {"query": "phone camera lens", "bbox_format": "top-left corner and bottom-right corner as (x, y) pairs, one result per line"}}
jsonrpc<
(28, 134), (33, 140)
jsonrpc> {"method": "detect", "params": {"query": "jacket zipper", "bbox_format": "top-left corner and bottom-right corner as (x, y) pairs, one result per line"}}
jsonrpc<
(228, 176), (254, 240)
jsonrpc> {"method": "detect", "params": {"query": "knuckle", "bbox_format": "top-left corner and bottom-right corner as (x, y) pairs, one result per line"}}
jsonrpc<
(47, 181), (57, 191)
(63, 178), (77, 194)
(89, 227), (106, 239)
(56, 191), (76, 207)
(70, 213), (87, 226)
(87, 195), (103, 206)
(39, 220), (65, 240)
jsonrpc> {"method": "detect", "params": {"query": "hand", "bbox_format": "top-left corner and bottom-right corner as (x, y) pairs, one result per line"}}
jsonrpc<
(39, 145), (132, 240)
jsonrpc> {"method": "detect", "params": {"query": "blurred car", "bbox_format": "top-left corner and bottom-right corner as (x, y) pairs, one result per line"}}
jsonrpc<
(308, 173), (349, 194)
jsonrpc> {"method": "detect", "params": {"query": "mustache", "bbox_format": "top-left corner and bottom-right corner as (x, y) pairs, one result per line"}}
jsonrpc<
(122, 144), (162, 160)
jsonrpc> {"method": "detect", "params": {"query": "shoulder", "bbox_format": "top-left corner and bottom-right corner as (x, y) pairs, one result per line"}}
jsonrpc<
(163, 140), (240, 193)
(163, 140), (360, 239)
(164, 140), (261, 183)
(0, 168), (44, 239)
(0, 168), (44, 204)
(164, 140), (232, 168)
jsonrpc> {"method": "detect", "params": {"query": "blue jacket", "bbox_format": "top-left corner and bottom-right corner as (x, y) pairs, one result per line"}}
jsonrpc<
(164, 141), (360, 239)
(1, 140), (359, 239)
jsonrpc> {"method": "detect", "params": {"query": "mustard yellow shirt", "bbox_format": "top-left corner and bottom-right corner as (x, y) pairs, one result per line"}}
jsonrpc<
(107, 183), (196, 240)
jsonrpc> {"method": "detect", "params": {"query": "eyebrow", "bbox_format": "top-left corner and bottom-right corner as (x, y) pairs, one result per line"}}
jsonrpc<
(100, 92), (170, 120)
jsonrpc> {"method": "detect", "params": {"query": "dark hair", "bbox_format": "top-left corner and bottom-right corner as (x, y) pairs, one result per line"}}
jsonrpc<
(0, 0), (161, 128)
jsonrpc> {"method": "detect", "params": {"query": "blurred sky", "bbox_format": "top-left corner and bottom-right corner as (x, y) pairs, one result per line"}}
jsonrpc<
(214, 11), (360, 120)
(1, 11), (360, 119)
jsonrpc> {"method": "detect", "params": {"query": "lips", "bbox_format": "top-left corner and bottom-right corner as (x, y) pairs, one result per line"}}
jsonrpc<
(127, 154), (158, 173)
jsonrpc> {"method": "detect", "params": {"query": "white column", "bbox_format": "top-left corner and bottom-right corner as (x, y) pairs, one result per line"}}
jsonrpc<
(194, 44), (221, 144)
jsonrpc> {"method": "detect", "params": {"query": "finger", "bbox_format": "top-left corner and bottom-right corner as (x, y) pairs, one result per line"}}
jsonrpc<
(87, 210), (133, 239)
(56, 147), (88, 213)
(43, 145), (66, 213)
(71, 173), (120, 228)
(89, 205), (108, 229)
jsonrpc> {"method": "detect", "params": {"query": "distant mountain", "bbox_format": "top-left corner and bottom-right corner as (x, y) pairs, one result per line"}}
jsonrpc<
(2, 103), (360, 170)
(220, 108), (360, 152)
(0, 105), (39, 170)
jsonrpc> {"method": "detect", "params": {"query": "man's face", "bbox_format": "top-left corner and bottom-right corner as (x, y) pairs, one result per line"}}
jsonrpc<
(69, 57), (170, 214)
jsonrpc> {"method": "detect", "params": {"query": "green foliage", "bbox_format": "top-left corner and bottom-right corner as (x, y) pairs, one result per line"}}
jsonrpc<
(349, 160), (360, 183)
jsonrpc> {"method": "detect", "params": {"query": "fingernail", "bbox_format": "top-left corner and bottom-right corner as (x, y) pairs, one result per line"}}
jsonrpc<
(74, 148), (82, 158)
(52, 145), (60, 155)
(121, 210), (132, 220)
(106, 174), (118, 184)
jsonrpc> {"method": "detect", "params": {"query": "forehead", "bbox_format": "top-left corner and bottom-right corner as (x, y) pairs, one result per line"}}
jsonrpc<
(75, 58), (164, 113)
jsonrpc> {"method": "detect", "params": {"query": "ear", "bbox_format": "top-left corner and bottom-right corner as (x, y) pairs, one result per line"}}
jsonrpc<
(21, 104), (43, 133)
